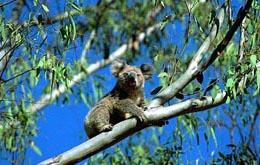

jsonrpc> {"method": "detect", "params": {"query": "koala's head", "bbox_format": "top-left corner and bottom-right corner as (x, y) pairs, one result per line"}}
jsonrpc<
(112, 60), (154, 89)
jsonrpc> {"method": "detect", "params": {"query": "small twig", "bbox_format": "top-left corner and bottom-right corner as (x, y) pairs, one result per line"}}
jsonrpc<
(0, 0), (16, 8)
(0, 68), (36, 84)
(179, 1), (192, 56)
(227, 0), (233, 26)
(80, 30), (96, 63)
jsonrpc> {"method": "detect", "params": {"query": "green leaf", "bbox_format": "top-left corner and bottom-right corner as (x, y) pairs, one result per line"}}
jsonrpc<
(31, 143), (42, 156)
(160, 1), (165, 8)
(160, 20), (167, 30)
(210, 127), (218, 148)
(69, 15), (76, 40)
(70, 2), (82, 12)
(80, 93), (88, 105)
(210, 85), (220, 98)
(226, 96), (231, 104)
(160, 15), (171, 30)
(41, 4), (49, 12)
(0, 20), (6, 41)
(7, 136), (13, 151)
(194, 17), (204, 33)
(158, 72), (168, 78)
(33, 0), (39, 6)
(226, 78), (234, 88)
(252, 0), (260, 9)
(250, 55), (257, 66)
(255, 70), (260, 95)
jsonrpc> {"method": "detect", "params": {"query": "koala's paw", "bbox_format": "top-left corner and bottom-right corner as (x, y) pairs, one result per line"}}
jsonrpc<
(137, 113), (147, 123)
(101, 124), (113, 132)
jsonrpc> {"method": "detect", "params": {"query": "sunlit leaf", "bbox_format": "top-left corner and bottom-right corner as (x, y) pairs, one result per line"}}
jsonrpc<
(210, 127), (218, 148)
(158, 72), (168, 78)
(41, 4), (49, 12)
(226, 78), (234, 88)
(250, 55), (257, 66)
(31, 142), (42, 156)
(226, 96), (231, 104)
(70, 2), (82, 12)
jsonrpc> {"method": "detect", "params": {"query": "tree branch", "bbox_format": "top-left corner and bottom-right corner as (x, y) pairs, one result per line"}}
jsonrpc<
(238, 18), (246, 63)
(38, 91), (227, 165)
(80, 30), (96, 63)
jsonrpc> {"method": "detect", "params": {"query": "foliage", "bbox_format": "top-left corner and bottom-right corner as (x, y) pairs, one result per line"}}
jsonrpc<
(0, 0), (259, 164)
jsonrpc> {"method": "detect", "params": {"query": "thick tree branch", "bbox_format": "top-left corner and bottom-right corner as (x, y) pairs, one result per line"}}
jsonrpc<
(38, 91), (227, 165)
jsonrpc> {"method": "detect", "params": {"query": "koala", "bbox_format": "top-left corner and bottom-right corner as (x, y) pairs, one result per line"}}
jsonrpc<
(84, 60), (154, 138)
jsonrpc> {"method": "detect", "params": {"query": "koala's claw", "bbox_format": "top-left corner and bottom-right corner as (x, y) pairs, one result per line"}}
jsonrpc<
(137, 114), (147, 122)
(143, 106), (148, 111)
(101, 124), (113, 132)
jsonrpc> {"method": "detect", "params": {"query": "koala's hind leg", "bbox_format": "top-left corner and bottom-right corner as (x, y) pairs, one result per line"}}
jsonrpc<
(93, 105), (113, 133)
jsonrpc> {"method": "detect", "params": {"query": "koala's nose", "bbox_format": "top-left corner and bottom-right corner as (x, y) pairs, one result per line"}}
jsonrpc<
(129, 72), (136, 78)
(123, 72), (136, 78)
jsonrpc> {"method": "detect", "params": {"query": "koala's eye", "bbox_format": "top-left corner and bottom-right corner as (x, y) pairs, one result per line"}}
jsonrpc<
(137, 73), (142, 77)
(123, 72), (128, 77)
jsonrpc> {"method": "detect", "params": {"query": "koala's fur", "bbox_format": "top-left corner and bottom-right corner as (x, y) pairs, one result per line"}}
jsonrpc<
(84, 60), (154, 138)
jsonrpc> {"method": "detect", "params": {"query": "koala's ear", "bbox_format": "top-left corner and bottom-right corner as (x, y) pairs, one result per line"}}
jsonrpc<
(140, 64), (154, 79)
(111, 59), (127, 77)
